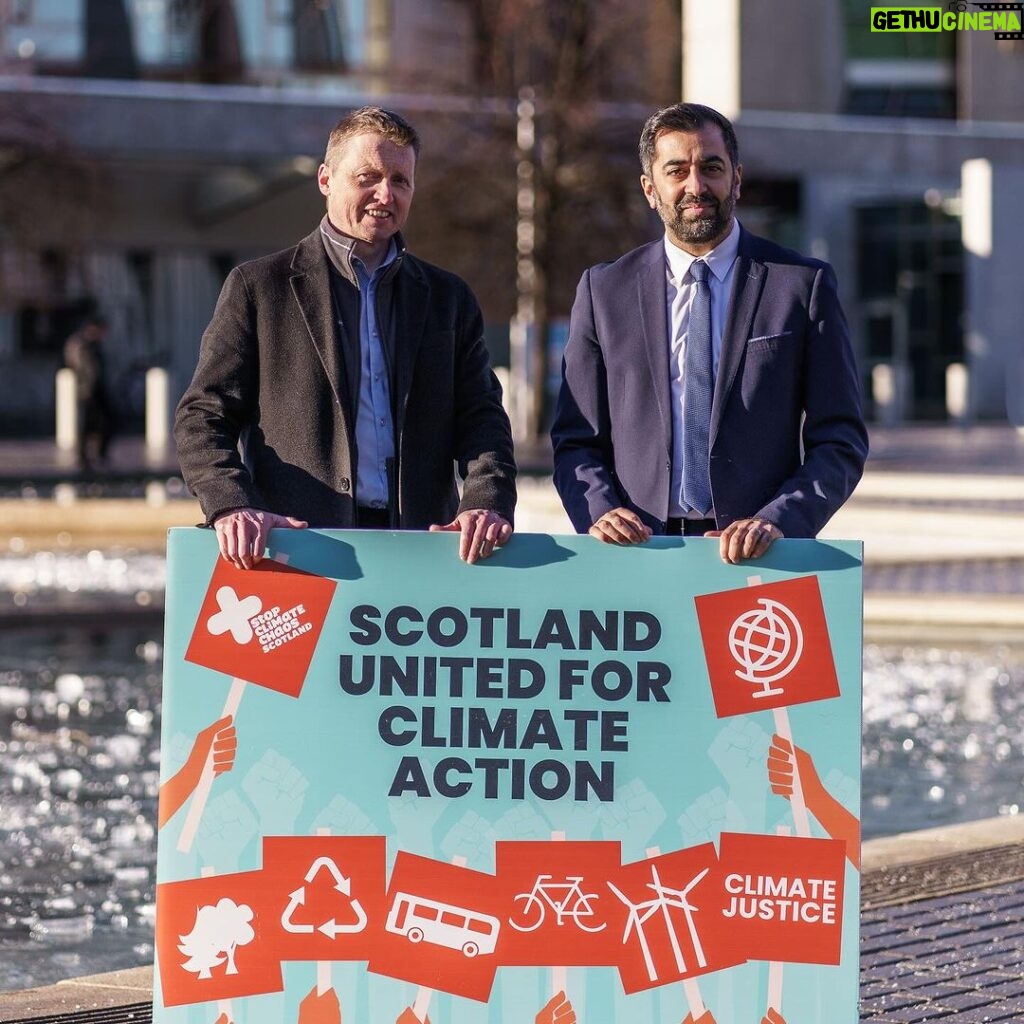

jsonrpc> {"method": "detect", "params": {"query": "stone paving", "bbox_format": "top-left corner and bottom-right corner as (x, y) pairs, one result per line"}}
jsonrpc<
(861, 881), (1024, 1022)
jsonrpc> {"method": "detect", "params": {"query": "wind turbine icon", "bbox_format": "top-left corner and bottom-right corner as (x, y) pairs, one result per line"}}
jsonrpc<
(608, 863), (710, 982)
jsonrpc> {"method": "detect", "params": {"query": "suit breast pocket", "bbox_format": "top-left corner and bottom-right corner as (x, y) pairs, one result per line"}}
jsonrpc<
(744, 330), (794, 360)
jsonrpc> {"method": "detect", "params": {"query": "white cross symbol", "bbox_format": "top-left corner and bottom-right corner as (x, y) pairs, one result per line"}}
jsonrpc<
(207, 586), (263, 644)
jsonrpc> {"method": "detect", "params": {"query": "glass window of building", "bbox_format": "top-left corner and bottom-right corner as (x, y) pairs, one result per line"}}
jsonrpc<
(842, 0), (956, 117)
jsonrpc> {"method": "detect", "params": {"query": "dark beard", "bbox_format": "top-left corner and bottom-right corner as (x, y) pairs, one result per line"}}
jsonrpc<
(659, 185), (737, 247)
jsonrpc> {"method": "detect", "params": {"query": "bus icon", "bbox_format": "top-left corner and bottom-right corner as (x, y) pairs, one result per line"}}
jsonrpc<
(385, 891), (500, 958)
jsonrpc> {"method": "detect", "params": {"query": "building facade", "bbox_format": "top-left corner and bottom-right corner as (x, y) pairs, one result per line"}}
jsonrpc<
(1, 0), (1022, 435)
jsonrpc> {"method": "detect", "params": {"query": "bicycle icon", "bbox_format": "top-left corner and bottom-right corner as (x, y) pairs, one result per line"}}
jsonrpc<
(509, 874), (606, 933)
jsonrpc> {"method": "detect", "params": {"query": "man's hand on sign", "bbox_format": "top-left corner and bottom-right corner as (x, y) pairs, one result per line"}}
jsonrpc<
(213, 507), (308, 570)
(762, 1009), (787, 1024)
(214, 1014), (233, 1024)
(588, 507), (652, 545)
(536, 990), (577, 1024)
(681, 1011), (717, 1024)
(706, 518), (782, 564)
(429, 508), (512, 563)
(297, 985), (341, 1024)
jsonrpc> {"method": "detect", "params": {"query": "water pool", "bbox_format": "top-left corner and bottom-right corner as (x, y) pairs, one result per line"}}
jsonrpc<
(1, 604), (1022, 989)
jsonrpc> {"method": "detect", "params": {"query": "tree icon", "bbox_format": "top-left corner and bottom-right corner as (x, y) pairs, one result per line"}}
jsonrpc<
(178, 897), (256, 979)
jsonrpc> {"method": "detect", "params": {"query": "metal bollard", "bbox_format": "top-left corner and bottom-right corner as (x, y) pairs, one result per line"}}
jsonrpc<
(871, 363), (910, 427)
(945, 363), (969, 424)
(55, 368), (77, 451)
(145, 367), (170, 452)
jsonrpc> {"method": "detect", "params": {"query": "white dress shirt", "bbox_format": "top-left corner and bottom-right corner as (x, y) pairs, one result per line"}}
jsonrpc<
(664, 219), (741, 518)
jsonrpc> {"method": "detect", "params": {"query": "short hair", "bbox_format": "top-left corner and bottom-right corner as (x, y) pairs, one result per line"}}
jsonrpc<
(324, 106), (421, 165)
(638, 103), (740, 177)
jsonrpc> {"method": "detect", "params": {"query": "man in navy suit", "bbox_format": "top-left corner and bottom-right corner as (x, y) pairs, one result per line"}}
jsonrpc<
(551, 103), (867, 563)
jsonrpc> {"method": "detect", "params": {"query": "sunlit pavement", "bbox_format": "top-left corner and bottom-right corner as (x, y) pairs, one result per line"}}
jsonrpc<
(3, 427), (1024, 635)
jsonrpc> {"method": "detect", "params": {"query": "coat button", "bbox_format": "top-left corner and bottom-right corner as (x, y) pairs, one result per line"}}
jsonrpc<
(339, 477), (350, 493)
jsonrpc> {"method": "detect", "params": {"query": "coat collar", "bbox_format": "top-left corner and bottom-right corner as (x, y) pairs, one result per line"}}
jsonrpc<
(710, 226), (766, 446)
(636, 240), (672, 454)
(290, 228), (348, 414)
(288, 226), (429, 436)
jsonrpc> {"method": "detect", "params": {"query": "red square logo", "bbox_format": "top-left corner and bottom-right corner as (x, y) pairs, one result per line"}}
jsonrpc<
(611, 845), (744, 994)
(156, 870), (282, 1007)
(261, 835), (388, 962)
(185, 559), (336, 697)
(368, 853), (503, 1002)
(495, 840), (622, 966)
(717, 832), (847, 965)
(694, 576), (839, 717)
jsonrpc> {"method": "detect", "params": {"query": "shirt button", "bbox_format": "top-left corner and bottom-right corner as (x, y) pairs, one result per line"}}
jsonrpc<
(339, 477), (350, 492)
(379, 417), (386, 425)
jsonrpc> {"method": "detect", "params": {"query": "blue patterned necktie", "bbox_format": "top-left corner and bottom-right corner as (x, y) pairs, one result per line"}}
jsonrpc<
(682, 259), (714, 516)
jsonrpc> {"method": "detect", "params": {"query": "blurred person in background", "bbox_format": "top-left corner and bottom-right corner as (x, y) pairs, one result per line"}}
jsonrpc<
(64, 315), (115, 472)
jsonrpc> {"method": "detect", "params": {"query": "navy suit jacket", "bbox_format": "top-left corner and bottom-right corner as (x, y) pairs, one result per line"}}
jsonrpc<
(551, 229), (868, 538)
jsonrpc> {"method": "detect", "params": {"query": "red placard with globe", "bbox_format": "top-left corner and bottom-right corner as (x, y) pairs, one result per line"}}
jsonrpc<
(694, 576), (840, 717)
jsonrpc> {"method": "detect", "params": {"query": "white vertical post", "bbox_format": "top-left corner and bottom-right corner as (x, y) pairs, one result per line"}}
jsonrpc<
(766, 824), (791, 1016)
(682, 0), (740, 114)
(145, 367), (170, 452)
(645, 846), (705, 1020)
(177, 678), (246, 854)
(550, 830), (567, 997)
(317, 826), (333, 996)
(55, 368), (77, 451)
(871, 363), (910, 427)
(946, 363), (969, 424)
(200, 865), (234, 1022)
(746, 575), (811, 839)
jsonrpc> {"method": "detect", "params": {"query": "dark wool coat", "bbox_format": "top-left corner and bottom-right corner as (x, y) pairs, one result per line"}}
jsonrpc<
(175, 228), (516, 529)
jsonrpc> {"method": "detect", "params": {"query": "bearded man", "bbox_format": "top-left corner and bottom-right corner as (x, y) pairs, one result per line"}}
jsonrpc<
(551, 103), (867, 563)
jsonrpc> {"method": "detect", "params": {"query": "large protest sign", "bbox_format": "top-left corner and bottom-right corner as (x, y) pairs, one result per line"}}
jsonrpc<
(156, 529), (862, 1024)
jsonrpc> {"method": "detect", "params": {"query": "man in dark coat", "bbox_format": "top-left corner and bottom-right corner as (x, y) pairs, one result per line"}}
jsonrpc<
(551, 103), (867, 563)
(175, 107), (516, 569)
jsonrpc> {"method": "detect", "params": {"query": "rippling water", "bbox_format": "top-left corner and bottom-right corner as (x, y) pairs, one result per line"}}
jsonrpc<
(0, 622), (161, 992)
(862, 642), (1024, 838)
(1, 551), (1022, 991)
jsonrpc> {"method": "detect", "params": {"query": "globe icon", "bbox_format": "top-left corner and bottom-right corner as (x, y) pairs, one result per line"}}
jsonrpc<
(728, 598), (804, 695)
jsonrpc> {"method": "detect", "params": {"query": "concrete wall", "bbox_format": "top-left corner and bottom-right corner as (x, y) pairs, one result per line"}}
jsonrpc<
(959, 35), (1024, 123)
(739, 0), (843, 115)
(962, 162), (1024, 421)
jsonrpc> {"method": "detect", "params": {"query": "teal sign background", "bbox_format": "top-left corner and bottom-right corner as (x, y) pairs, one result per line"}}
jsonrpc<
(156, 529), (862, 1024)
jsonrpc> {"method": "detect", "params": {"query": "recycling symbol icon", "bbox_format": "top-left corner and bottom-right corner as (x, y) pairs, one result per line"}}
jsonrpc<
(281, 857), (368, 938)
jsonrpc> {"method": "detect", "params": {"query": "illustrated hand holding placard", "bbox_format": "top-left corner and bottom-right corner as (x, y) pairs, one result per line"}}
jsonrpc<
(176, 558), (336, 852)
(694, 574), (841, 838)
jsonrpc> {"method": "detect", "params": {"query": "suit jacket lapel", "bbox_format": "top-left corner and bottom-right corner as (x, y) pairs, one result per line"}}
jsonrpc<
(391, 259), (429, 437)
(636, 244), (672, 453)
(711, 233), (765, 447)
(289, 230), (352, 418)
